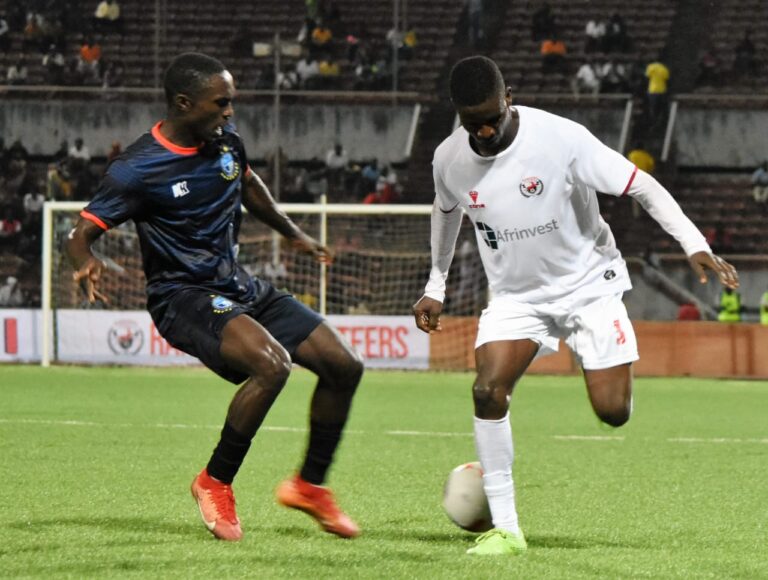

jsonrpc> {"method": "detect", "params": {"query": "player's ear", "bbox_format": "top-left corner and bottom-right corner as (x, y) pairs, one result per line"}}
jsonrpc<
(504, 86), (513, 105)
(174, 93), (193, 112)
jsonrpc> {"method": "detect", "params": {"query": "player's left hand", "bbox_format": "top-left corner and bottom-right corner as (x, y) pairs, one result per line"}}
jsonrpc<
(688, 251), (739, 289)
(290, 232), (334, 265)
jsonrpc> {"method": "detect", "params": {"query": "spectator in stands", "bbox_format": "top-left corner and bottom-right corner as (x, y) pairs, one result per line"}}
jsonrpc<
(751, 161), (768, 207)
(531, 2), (556, 42)
(572, 59), (601, 99)
(325, 143), (348, 193)
(6, 55), (29, 85)
(584, 17), (606, 54)
(47, 159), (74, 201)
(604, 13), (629, 53)
(377, 165), (399, 199)
(317, 58), (341, 88)
(42, 44), (66, 84)
(760, 288), (768, 326)
(22, 12), (46, 52)
(306, 0), (319, 20)
(78, 35), (102, 83)
(296, 53), (320, 89)
(0, 137), (6, 174)
(695, 47), (722, 88)
(717, 287), (742, 323)
(0, 207), (23, 251)
(627, 143), (655, 175)
(600, 58), (630, 93)
(0, 276), (24, 307)
(467, 0), (485, 48)
(310, 18), (333, 60)
(2, 149), (33, 211)
(278, 65), (300, 90)
(93, 0), (121, 34)
(540, 34), (567, 74)
(645, 57), (670, 124)
(733, 29), (757, 81)
(68, 137), (91, 174)
(0, 13), (10, 53)
(359, 159), (379, 197)
(676, 302), (701, 321)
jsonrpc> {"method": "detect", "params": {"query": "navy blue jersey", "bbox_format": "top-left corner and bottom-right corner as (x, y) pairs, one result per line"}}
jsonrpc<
(82, 122), (257, 313)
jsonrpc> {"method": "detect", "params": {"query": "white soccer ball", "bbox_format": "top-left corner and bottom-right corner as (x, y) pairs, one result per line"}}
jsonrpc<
(442, 461), (492, 532)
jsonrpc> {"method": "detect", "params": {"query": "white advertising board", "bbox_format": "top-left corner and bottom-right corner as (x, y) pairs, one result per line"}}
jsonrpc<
(0, 309), (41, 363)
(46, 311), (429, 370)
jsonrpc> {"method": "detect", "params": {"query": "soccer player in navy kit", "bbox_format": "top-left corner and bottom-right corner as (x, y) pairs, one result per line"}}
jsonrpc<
(66, 53), (363, 542)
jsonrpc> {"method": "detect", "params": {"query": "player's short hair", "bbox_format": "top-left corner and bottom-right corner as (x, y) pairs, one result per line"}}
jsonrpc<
(449, 56), (505, 108)
(164, 52), (226, 105)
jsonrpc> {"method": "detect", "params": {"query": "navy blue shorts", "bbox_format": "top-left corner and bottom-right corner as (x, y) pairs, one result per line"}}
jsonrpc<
(152, 281), (323, 384)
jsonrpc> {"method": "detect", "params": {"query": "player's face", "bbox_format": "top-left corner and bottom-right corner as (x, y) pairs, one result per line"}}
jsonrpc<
(457, 88), (514, 154)
(187, 71), (236, 142)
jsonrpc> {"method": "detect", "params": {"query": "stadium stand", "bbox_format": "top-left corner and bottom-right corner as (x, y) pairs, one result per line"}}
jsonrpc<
(1, 0), (767, 311)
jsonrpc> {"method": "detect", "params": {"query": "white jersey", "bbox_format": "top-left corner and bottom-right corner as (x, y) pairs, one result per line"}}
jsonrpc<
(432, 106), (636, 304)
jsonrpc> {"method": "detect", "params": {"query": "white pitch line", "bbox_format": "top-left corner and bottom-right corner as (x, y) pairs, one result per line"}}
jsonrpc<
(387, 430), (473, 438)
(668, 437), (768, 444)
(1, 419), (765, 444)
(553, 435), (625, 441)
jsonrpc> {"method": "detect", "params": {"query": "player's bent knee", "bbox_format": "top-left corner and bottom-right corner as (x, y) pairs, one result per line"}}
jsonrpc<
(471, 380), (510, 416)
(242, 344), (292, 388)
(595, 398), (632, 427)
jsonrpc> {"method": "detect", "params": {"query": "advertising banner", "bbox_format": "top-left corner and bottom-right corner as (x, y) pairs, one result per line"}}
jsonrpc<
(0, 309), (41, 362)
(4, 310), (430, 369)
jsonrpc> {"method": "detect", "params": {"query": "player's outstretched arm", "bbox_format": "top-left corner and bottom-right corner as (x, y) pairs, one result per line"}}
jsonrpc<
(66, 218), (110, 303)
(241, 169), (332, 264)
(413, 295), (443, 334)
(625, 170), (740, 289)
(688, 251), (739, 289)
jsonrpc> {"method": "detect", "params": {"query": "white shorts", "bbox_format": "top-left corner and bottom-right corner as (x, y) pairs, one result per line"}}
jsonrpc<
(475, 293), (639, 370)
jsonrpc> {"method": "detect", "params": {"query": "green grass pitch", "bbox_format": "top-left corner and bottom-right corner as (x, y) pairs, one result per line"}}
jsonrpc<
(1, 366), (766, 578)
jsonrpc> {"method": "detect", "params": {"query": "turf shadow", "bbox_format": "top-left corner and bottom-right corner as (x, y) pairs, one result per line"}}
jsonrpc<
(527, 533), (638, 550)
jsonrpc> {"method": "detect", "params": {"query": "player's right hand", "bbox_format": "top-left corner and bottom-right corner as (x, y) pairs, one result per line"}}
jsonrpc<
(73, 256), (109, 304)
(413, 295), (443, 333)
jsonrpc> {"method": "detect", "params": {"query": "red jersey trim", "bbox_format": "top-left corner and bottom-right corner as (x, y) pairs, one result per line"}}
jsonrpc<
(622, 166), (638, 196)
(80, 210), (109, 230)
(151, 122), (199, 156)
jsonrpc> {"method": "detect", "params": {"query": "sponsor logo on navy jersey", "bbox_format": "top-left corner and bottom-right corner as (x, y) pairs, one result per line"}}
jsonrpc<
(211, 295), (235, 313)
(519, 176), (544, 198)
(219, 146), (240, 181)
(172, 181), (190, 198)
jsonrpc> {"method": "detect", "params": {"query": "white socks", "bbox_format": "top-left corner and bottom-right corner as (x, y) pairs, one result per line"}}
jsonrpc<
(473, 413), (520, 533)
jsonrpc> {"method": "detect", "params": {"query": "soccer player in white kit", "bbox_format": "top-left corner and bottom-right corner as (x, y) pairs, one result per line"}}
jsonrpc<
(413, 56), (739, 556)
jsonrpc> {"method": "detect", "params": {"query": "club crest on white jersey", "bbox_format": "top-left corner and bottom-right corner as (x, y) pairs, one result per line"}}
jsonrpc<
(519, 176), (544, 198)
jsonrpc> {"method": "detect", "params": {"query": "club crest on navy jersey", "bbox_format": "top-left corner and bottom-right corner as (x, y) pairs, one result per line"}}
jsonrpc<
(219, 145), (240, 181)
(519, 176), (544, 198)
(211, 294), (235, 313)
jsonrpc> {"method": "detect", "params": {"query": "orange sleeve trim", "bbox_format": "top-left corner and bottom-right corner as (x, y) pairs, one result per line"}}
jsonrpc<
(151, 122), (200, 156)
(621, 166), (638, 196)
(80, 210), (110, 230)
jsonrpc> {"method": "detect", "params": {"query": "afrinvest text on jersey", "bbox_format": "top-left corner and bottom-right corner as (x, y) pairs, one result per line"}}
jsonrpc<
(476, 218), (560, 248)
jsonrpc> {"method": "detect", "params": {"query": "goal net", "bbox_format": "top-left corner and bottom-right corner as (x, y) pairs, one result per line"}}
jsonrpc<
(43, 202), (487, 370)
